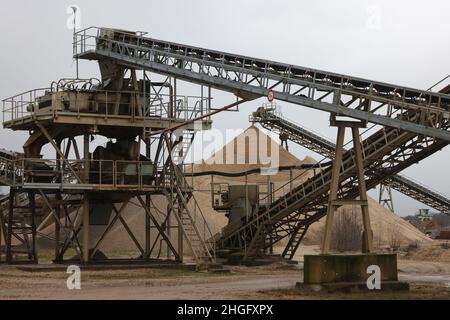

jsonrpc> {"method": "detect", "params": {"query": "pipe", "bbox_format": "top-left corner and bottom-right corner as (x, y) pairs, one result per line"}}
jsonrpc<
(184, 161), (332, 177)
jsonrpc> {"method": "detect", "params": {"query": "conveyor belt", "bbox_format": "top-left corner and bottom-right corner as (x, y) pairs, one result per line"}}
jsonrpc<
(72, 27), (450, 258)
(251, 107), (450, 216)
(74, 27), (450, 141)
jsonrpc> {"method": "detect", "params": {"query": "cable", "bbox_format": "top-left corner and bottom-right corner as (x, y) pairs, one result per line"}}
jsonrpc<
(184, 161), (332, 177)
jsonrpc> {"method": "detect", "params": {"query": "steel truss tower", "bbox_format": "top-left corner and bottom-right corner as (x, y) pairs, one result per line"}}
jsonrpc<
(0, 61), (215, 266)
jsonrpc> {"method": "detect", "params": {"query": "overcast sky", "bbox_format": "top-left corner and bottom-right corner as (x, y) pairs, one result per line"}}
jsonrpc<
(1, 0), (449, 216)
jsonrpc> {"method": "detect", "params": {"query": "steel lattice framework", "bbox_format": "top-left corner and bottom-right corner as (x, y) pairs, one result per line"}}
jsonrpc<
(71, 27), (450, 259)
(74, 27), (450, 141)
(2, 26), (449, 263)
(250, 107), (450, 216)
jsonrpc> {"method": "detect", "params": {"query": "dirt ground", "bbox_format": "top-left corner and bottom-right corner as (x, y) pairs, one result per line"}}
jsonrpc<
(0, 257), (449, 300)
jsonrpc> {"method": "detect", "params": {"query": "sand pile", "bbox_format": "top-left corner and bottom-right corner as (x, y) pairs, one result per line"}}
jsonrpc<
(189, 126), (430, 248)
(400, 241), (450, 263)
(35, 125), (431, 256)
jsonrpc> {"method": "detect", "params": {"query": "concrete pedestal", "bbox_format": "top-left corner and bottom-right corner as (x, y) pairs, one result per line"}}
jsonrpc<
(299, 253), (409, 292)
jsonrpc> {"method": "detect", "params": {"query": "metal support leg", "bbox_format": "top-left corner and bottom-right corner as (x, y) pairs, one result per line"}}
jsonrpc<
(55, 140), (62, 262)
(0, 210), (2, 263)
(352, 127), (373, 253)
(322, 124), (373, 254)
(177, 197), (183, 263)
(6, 190), (14, 263)
(82, 197), (89, 264)
(145, 194), (151, 260)
(54, 191), (62, 262)
(29, 191), (38, 263)
(145, 139), (151, 260)
(82, 133), (90, 263)
(322, 126), (345, 254)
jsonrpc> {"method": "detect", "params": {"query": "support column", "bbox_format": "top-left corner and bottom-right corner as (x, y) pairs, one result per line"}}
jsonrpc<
(166, 203), (172, 259)
(145, 195), (151, 260)
(54, 191), (62, 262)
(322, 126), (345, 254)
(0, 208), (2, 262)
(82, 197), (89, 264)
(145, 139), (151, 260)
(55, 140), (62, 262)
(177, 197), (183, 263)
(29, 191), (38, 263)
(6, 189), (14, 263)
(82, 133), (90, 263)
(321, 123), (373, 254)
(352, 127), (373, 253)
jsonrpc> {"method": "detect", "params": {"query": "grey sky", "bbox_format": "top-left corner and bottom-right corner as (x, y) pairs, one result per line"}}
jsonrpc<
(1, 0), (449, 216)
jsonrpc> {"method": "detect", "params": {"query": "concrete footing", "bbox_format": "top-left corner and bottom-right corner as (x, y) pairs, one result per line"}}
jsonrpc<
(299, 253), (409, 292)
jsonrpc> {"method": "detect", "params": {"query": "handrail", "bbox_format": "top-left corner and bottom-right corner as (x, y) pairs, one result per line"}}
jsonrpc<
(73, 26), (450, 142)
(174, 163), (215, 255)
(2, 85), (210, 124)
(72, 27), (450, 103)
(0, 158), (160, 190)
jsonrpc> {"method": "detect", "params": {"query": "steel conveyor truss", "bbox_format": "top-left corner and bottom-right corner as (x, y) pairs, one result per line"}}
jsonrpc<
(250, 106), (450, 216)
(72, 27), (450, 259)
(238, 113), (448, 259)
(74, 27), (450, 141)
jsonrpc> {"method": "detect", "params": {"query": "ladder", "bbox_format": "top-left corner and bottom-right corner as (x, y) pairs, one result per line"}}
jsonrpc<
(164, 161), (215, 266)
(172, 130), (196, 165)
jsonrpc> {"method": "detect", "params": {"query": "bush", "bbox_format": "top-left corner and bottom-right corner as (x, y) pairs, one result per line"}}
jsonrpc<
(329, 207), (363, 252)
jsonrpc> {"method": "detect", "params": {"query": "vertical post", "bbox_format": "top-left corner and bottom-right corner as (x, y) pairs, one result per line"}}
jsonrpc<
(29, 191), (38, 263)
(201, 85), (204, 115)
(178, 197), (184, 263)
(145, 139), (151, 260)
(145, 194), (151, 259)
(352, 127), (373, 253)
(55, 140), (62, 261)
(0, 208), (2, 262)
(6, 189), (14, 263)
(245, 173), (249, 220)
(82, 133), (90, 263)
(322, 126), (345, 254)
(54, 191), (61, 262)
(208, 86), (211, 114)
(174, 78), (177, 114)
(169, 78), (174, 119)
(82, 197), (89, 264)
(71, 6), (79, 79)
(83, 133), (90, 184)
(166, 203), (171, 259)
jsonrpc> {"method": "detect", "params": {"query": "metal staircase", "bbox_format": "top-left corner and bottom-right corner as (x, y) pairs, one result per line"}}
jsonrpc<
(163, 154), (215, 265)
(172, 130), (196, 165)
(251, 105), (450, 216)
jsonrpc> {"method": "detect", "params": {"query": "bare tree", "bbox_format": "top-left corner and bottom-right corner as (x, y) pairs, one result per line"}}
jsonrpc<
(388, 227), (402, 251)
(329, 207), (363, 252)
